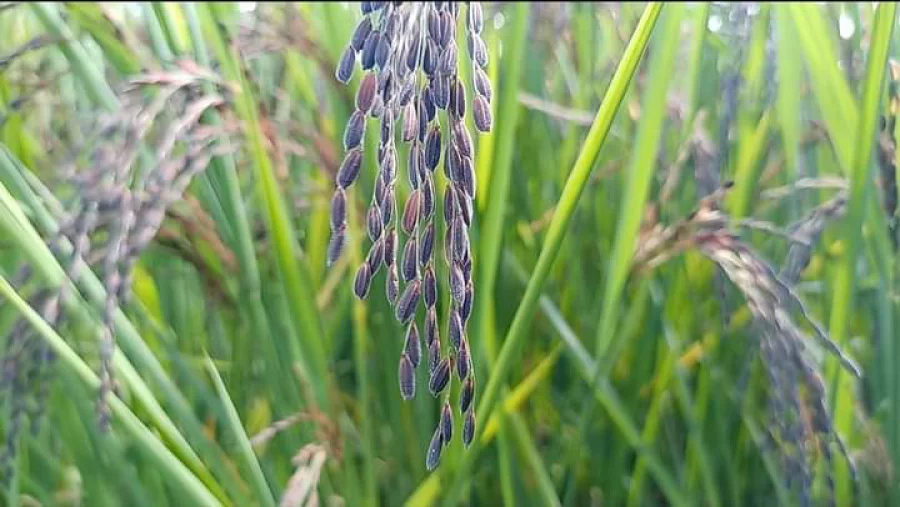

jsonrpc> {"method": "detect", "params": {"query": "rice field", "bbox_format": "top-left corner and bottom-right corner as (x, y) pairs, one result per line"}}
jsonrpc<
(1, 2), (900, 506)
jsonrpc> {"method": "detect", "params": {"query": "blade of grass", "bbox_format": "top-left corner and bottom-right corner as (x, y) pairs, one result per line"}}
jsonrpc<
(205, 355), (277, 507)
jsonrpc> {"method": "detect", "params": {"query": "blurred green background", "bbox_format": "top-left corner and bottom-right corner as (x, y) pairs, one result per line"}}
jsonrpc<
(1, 2), (900, 506)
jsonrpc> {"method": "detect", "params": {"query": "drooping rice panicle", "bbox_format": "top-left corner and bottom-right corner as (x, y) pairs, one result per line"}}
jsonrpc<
(329, 2), (492, 466)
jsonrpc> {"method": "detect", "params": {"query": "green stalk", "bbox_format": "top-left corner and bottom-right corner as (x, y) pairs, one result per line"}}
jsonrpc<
(205, 356), (277, 507)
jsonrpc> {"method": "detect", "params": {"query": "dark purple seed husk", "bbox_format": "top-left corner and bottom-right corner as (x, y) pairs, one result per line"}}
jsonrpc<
(344, 110), (365, 150)
(354, 263), (372, 299)
(384, 228), (397, 266)
(462, 411), (475, 448)
(367, 204), (383, 241)
(443, 185), (457, 223)
(406, 323), (421, 368)
(423, 39), (437, 76)
(438, 11), (453, 48)
(381, 144), (397, 181)
(474, 68), (492, 101)
(440, 402), (453, 444)
(440, 43), (458, 76)
(425, 306), (441, 348)
(473, 95), (492, 132)
(402, 191), (422, 234)
(382, 186), (395, 224)
(361, 1), (373, 15)
(429, 357), (451, 396)
(423, 85), (436, 121)
(387, 265), (400, 305)
(327, 227), (345, 266)
(351, 17), (372, 51)
(456, 186), (472, 226)
(446, 144), (462, 182)
(409, 144), (423, 189)
(362, 31), (379, 70)
(458, 337), (470, 380)
(371, 94), (384, 118)
(401, 236), (418, 282)
(448, 308), (463, 350)
(429, 335), (441, 372)
(402, 102), (418, 142)
(453, 122), (473, 158)
(462, 255), (473, 282)
(337, 149), (363, 188)
(451, 218), (469, 264)
(407, 36), (421, 71)
(420, 222), (435, 265)
(357, 73), (378, 113)
(425, 126), (442, 170)
(418, 102), (429, 142)
(330, 189), (346, 230)
(375, 169), (388, 201)
(399, 354), (415, 400)
(449, 264), (465, 303)
(375, 32), (390, 68)
(395, 279), (421, 324)
(336, 45), (356, 84)
(428, 8), (441, 41)
(469, 3), (483, 34)
(471, 33), (489, 69)
(426, 425), (443, 471)
(367, 237), (384, 273)
(460, 155), (476, 197)
(451, 78), (465, 119)
(423, 265), (437, 307)
(421, 175), (434, 219)
(460, 376), (475, 413)
(461, 281), (474, 322)
(434, 75), (450, 109)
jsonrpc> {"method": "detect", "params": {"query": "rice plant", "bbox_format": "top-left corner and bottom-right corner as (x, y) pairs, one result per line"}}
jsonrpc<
(1, 2), (900, 507)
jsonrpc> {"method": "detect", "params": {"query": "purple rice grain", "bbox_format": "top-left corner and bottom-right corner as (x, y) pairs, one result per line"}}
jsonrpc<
(460, 376), (475, 414)
(354, 263), (372, 299)
(401, 235), (419, 282)
(406, 322), (421, 368)
(337, 149), (363, 189)
(426, 425), (443, 471)
(336, 45), (356, 84)
(423, 265), (437, 307)
(440, 401), (453, 444)
(399, 354), (415, 400)
(462, 411), (475, 448)
(429, 357), (451, 396)
(395, 279), (421, 324)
